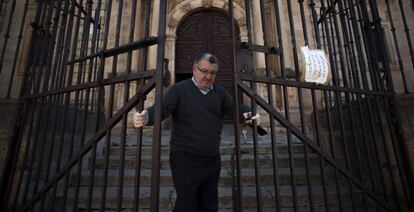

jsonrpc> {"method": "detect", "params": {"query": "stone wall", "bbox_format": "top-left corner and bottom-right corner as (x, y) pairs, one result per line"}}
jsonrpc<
(0, 99), (19, 184)
(394, 94), (414, 181)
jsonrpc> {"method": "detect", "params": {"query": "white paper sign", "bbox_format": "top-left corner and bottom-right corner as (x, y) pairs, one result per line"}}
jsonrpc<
(301, 46), (330, 84)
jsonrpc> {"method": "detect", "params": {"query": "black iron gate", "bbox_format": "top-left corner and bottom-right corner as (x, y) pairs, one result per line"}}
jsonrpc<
(0, 0), (413, 211)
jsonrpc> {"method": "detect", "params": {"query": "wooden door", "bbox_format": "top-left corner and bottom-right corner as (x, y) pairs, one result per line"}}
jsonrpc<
(175, 10), (240, 92)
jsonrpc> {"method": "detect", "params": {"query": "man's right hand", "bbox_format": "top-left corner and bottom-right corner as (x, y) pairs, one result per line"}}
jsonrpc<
(133, 110), (148, 128)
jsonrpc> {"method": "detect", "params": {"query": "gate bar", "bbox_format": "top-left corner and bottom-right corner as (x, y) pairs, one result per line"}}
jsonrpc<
(316, 6), (358, 211)
(0, 0), (17, 75)
(383, 0), (409, 93)
(97, 0), (115, 209)
(229, 0), (243, 210)
(4, 0), (30, 98)
(256, 0), (282, 210)
(20, 0), (59, 206)
(133, 0), (152, 210)
(149, 0), (167, 211)
(112, 0), (127, 210)
(0, 0), (44, 207)
(289, 0), (319, 210)
(396, 0), (414, 77)
(67, 37), (158, 65)
(297, 1), (318, 209)
(331, 0), (372, 210)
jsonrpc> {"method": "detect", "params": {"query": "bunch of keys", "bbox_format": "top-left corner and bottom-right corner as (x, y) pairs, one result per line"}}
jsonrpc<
(242, 126), (248, 140)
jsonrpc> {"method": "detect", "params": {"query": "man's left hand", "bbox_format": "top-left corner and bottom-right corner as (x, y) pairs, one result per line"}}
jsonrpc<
(243, 112), (261, 125)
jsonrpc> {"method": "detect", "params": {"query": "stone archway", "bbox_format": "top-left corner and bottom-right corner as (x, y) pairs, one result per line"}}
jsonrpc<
(164, 0), (248, 86)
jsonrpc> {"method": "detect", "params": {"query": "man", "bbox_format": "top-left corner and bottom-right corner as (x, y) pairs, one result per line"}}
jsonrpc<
(133, 53), (260, 212)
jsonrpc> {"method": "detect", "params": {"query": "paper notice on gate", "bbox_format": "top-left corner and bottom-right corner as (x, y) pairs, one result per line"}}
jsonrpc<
(300, 46), (331, 84)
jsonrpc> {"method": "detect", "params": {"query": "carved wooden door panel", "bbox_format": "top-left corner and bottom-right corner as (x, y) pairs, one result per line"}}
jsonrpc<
(175, 10), (240, 92)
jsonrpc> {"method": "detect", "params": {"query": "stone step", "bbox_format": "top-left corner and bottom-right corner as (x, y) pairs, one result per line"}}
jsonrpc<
(75, 167), (332, 187)
(106, 142), (310, 157)
(86, 207), (368, 212)
(93, 153), (321, 170)
(60, 184), (353, 210)
(105, 132), (303, 147)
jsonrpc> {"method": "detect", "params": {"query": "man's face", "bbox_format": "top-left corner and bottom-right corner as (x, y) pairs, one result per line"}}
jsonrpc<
(192, 59), (218, 90)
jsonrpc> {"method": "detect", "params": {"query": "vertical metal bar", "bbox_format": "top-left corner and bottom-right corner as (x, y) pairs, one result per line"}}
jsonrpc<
(295, 0), (317, 210)
(118, 21), (144, 212)
(331, 89), (357, 211)
(20, 0), (57, 200)
(49, 0), (72, 92)
(366, 1), (414, 201)
(328, 3), (368, 208)
(0, 0), (40, 206)
(229, 0), (243, 211)
(7, 100), (34, 211)
(343, 93), (369, 210)
(356, 0), (384, 91)
(335, 0), (355, 90)
(318, 2), (360, 210)
(269, 0), (284, 210)
(316, 90), (332, 211)
(98, 0), (115, 209)
(84, 1), (103, 211)
(362, 95), (393, 204)
(372, 96), (404, 208)
(321, 90), (344, 211)
(31, 1), (66, 205)
(366, 0), (394, 92)
(0, 0), (17, 75)
(342, 0), (369, 91)
(373, 1), (414, 203)
(72, 0), (96, 210)
(49, 2), (78, 210)
(112, 0), (125, 210)
(5, 0), (30, 98)
(60, 0), (88, 209)
(37, 4), (73, 207)
(284, 0), (301, 210)
(32, 1), (53, 96)
(330, 3), (377, 209)
(133, 1), (150, 211)
(20, 97), (44, 205)
(0, 0), (4, 13)
(308, 0), (321, 49)
(395, 0), (414, 76)
(39, 0), (68, 205)
(379, 96), (414, 210)
(383, 0), (409, 93)
(149, 0), (167, 211)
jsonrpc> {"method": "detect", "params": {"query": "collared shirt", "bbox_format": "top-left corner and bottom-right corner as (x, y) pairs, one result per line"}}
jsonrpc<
(191, 76), (213, 95)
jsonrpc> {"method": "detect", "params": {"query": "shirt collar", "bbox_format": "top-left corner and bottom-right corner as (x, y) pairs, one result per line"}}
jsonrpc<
(192, 77), (213, 95)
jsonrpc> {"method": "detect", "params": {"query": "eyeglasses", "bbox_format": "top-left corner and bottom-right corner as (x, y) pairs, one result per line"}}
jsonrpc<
(196, 66), (217, 77)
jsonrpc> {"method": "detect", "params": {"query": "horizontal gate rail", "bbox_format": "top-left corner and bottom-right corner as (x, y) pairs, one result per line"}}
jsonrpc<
(21, 71), (155, 100)
(239, 73), (393, 96)
(66, 37), (159, 65)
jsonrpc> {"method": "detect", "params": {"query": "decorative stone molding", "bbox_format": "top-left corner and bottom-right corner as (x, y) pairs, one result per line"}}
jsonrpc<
(181, 3), (193, 14)
(167, 0), (246, 30)
(202, 0), (214, 8)
(165, 0), (248, 86)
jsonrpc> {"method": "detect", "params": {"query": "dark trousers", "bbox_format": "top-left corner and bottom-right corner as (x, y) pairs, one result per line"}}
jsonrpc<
(169, 151), (221, 212)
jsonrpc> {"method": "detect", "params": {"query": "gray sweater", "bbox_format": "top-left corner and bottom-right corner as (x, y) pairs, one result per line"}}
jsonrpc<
(147, 79), (250, 156)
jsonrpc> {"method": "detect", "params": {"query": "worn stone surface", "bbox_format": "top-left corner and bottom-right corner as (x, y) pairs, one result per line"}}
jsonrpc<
(394, 94), (414, 181)
(0, 99), (19, 184)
